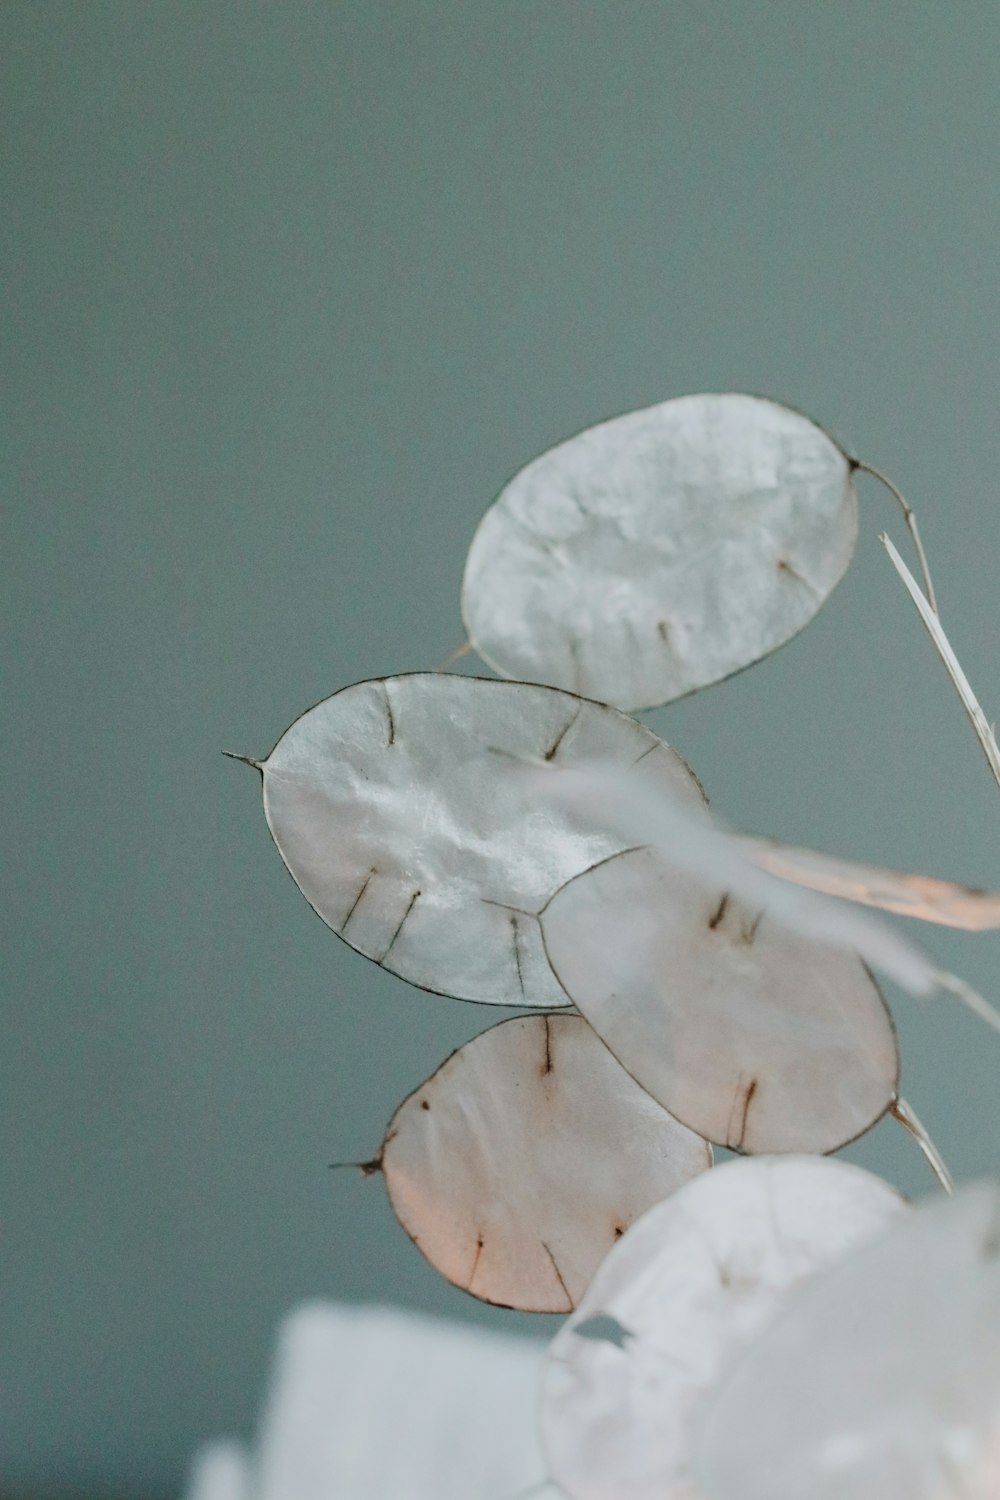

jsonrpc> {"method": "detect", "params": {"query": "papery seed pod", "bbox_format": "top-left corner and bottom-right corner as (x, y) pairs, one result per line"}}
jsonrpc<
(692, 1180), (1000, 1500)
(245, 674), (704, 1006)
(541, 1156), (905, 1500)
(462, 393), (856, 711)
(532, 757), (1000, 1047)
(379, 1014), (712, 1313)
(541, 844), (900, 1154)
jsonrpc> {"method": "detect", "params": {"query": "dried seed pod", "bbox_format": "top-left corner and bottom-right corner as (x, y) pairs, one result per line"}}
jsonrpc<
(542, 1156), (905, 1500)
(692, 1181), (1000, 1500)
(744, 836), (1000, 931)
(253, 674), (704, 1005)
(534, 758), (934, 997)
(380, 1014), (712, 1313)
(534, 758), (1000, 1042)
(541, 845), (900, 1154)
(462, 393), (856, 711)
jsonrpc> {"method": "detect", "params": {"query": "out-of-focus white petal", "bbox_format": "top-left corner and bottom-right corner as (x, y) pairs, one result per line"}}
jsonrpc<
(692, 1181), (1000, 1500)
(542, 1157), (905, 1500)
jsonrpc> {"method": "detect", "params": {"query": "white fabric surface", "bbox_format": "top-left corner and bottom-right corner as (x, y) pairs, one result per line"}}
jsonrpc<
(183, 1301), (553, 1500)
(183, 1440), (251, 1500)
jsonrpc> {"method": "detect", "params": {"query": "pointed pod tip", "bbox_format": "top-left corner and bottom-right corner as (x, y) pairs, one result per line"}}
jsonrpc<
(223, 750), (265, 772)
(329, 1158), (382, 1177)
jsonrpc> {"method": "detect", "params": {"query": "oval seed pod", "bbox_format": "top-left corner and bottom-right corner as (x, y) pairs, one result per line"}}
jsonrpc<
(534, 758), (934, 997)
(534, 757), (1000, 1041)
(380, 1014), (712, 1313)
(540, 845), (900, 1153)
(256, 674), (704, 1006)
(541, 1156), (905, 1500)
(461, 393), (857, 711)
(692, 1181), (1000, 1500)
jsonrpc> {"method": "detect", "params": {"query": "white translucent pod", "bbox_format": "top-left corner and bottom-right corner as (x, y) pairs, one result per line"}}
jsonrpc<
(540, 846), (900, 1154)
(381, 1014), (712, 1314)
(542, 1156), (906, 1500)
(258, 674), (705, 1006)
(692, 1181), (1000, 1500)
(462, 394), (857, 711)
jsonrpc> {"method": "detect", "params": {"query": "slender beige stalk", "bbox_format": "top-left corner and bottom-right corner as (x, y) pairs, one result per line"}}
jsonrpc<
(890, 1098), (954, 1194)
(881, 533), (1000, 795)
(855, 460), (939, 615)
(433, 639), (473, 672)
(937, 970), (1000, 1038)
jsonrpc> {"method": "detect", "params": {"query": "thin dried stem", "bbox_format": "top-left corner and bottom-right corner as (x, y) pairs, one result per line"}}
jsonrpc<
(937, 970), (1000, 1039)
(890, 1098), (954, 1194)
(433, 639), (473, 672)
(222, 750), (264, 771)
(855, 460), (939, 615)
(881, 534), (1000, 795)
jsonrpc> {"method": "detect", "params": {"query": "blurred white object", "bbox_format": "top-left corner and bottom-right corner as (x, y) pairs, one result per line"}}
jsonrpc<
(183, 1301), (551, 1500)
(691, 1181), (1000, 1500)
(182, 1440), (251, 1500)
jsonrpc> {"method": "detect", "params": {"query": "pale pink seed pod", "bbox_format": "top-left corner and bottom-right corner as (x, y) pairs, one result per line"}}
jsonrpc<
(381, 1013), (712, 1313)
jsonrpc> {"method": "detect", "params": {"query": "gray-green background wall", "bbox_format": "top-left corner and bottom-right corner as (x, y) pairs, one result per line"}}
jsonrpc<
(6, 4), (1000, 1496)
